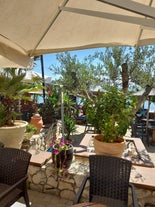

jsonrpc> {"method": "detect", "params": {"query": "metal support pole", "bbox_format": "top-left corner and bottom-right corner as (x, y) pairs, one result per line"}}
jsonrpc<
(40, 55), (45, 103)
(60, 85), (64, 140)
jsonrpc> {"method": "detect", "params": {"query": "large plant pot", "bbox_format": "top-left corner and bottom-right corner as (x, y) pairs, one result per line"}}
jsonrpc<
(94, 134), (125, 157)
(0, 120), (28, 149)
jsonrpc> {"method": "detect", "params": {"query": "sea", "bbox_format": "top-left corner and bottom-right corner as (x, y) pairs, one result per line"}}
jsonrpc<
(144, 100), (155, 112)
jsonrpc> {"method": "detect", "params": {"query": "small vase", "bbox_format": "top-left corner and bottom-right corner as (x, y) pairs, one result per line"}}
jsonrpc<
(52, 144), (73, 169)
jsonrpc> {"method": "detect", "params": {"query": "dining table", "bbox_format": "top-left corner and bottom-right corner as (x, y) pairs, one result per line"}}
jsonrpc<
(71, 202), (107, 207)
(142, 119), (155, 144)
(147, 125), (155, 144)
(142, 118), (155, 125)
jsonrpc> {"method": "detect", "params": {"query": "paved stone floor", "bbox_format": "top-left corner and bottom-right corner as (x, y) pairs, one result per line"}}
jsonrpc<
(12, 189), (73, 207)
(144, 141), (155, 164)
(12, 124), (155, 207)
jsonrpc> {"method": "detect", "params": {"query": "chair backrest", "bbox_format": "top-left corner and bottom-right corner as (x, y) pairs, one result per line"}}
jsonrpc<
(0, 148), (31, 186)
(89, 155), (132, 206)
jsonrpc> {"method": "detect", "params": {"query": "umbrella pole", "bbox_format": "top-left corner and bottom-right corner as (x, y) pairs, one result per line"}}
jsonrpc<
(146, 97), (151, 128)
(60, 85), (64, 141)
(40, 55), (46, 103)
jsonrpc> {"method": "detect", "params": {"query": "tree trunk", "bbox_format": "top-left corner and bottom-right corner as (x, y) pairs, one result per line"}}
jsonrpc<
(132, 85), (152, 115)
(121, 63), (129, 94)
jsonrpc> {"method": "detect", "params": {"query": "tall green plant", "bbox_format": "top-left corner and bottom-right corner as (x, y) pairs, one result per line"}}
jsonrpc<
(85, 87), (137, 142)
(63, 93), (77, 140)
(39, 85), (62, 120)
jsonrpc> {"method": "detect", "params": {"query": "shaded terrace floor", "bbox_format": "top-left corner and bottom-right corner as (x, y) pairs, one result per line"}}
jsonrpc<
(12, 189), (72, 207)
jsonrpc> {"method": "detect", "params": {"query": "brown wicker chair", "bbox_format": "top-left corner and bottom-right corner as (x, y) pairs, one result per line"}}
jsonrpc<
(0, 148), (32, 207)
(73, 155), (138, 207)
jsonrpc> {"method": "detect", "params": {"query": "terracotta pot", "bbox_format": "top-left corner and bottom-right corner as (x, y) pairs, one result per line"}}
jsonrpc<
(0, 120), (28, 149)
(94, 134), (125, 157)
(30, 114), (43, 134)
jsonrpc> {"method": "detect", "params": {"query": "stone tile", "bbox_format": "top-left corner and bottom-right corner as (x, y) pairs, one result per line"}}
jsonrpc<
(12, 190), (73, 207)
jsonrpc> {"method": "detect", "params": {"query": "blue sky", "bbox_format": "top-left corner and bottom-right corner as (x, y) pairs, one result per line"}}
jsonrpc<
(33, 48), (103, 80)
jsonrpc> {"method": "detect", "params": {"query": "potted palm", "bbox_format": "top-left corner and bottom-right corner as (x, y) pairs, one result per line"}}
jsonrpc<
(0, 68), (41, 148)
(85, 86), (136, 157)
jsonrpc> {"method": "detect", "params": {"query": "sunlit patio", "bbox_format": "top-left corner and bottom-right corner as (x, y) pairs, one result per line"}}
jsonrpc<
(1, 1), (155, 207)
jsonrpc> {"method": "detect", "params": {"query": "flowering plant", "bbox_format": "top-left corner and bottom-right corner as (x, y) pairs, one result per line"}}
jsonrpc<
(39, 85), (61, 123)
(51, 137), (72, 152)
(50, 137), (73, 179)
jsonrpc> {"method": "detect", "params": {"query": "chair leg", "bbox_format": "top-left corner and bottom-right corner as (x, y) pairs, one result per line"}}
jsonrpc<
(23, 189), (31, 207)
(147, 135), (150, 147)
(84, 124), (87, 133)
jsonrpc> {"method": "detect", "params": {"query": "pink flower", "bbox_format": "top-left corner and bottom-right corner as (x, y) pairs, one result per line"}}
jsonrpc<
(48, 90), (53, 95)
(50, 137), (73, 179)
(53, 149), (60, 155)
(50, 137), (72, 152)
(62, 163), (67, 168)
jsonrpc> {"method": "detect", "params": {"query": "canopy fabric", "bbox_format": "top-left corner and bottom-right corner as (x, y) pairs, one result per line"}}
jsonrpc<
(23, 71), (51, 83)
(1, 0), (155, 68)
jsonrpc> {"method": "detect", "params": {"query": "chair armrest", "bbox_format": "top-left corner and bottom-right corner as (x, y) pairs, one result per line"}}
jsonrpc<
(73, 176), (89, 204)
(0, 175), (28, 200)
(129, 183), (138, 207)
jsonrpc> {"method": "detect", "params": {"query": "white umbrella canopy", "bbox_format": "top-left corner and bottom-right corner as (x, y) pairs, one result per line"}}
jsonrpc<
(1, 0), (155, 68)
(23, 71), (51, 84)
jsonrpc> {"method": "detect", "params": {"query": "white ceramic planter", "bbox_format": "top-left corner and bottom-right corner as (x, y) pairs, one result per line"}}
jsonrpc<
(0, 120), (28, 148)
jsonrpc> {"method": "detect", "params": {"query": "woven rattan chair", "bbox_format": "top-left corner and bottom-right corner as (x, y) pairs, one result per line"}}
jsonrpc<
(131, 122), (148, 143)
(0, 148), (32, 207)
(73, 155), (138, 207)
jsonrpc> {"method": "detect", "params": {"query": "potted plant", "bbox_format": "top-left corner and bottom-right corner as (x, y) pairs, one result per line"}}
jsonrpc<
(23, 124), (37, 140)
(0, 68), (41, 148)
(85, 86), (136, 157)
(50, 137), (73, 179)
(21, 124), (37, 151)
(49, 91), (76, 179)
